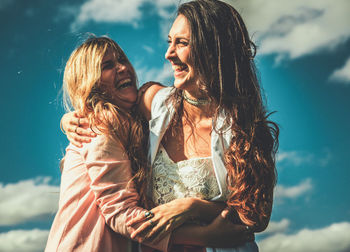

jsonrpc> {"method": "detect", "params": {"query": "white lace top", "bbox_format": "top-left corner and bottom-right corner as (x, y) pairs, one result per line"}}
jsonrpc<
(151, 145), (221, 205)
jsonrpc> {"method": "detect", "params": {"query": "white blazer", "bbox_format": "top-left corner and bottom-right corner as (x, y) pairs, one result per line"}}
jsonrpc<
(148, 87), (259, 252)
(149, 87), (233, 201)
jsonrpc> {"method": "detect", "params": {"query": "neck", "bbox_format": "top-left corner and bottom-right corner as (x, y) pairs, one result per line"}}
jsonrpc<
(183, 92), (209, 106)
(182, 91), (214, 122)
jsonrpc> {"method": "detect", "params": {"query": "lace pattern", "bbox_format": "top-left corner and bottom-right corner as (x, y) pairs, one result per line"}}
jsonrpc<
(151, 145), (220, 205)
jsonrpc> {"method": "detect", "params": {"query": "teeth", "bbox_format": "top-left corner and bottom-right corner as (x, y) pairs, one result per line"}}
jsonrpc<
(120, 82), (131, 89)
(118, 78), (131, 85)
(173, 65), (187, 71)
(116, 78), (133, 89)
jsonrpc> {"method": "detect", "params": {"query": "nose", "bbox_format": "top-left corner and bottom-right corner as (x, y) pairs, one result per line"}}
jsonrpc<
(165, 42), (175, 60)
(116, 63), (127, 73)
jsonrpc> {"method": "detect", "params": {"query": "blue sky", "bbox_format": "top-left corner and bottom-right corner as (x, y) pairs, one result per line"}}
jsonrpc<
(1, 0), (349, 251)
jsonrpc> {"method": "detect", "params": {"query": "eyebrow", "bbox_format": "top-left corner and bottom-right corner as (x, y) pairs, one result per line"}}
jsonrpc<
(167, 35), (189, 40)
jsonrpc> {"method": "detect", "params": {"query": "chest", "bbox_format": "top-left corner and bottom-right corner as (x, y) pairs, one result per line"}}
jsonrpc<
(162, 117), (212, 163)
(151, 145), (221, 205)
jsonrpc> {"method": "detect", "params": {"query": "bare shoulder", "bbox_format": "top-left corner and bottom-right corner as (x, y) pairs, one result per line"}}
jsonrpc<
(138, 82), (165, 120)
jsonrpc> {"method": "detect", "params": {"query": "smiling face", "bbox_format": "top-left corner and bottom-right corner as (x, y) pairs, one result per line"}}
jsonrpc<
(165, 15), (199, 96)
(99, 48), (137, 110)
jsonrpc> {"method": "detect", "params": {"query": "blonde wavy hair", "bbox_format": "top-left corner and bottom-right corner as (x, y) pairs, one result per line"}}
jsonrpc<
(62, 36), (150, 207)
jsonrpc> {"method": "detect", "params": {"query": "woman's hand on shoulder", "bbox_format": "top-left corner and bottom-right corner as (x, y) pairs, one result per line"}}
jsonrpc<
(138, 82), (164, 120)
(60, 111), (96, 147)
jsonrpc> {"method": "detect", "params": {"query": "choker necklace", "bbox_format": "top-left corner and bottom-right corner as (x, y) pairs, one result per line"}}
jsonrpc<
(183, 92), (209, 106)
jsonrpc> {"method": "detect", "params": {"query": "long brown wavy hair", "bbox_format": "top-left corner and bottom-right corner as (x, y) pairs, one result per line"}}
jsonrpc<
(63, 36), (150, 207)
(167, 0), (279, 227)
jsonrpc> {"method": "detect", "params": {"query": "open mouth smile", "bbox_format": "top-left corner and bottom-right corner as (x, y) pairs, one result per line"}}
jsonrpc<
(116, 78), (133, 90)
(173, 64), (188, 73)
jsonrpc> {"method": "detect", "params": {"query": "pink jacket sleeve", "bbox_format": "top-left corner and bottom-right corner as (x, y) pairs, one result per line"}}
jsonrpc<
(80, 134), (170, 251)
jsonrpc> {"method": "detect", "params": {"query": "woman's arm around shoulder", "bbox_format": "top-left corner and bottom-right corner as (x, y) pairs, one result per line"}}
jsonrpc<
(138, 82), (164, 120)
(60, 111), (96, 147)
(82, 133), (170, 251)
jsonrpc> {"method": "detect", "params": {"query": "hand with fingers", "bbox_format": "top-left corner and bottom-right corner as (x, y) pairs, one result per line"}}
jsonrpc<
(127, 198), (195, 244)
(60, 111), (96, 147)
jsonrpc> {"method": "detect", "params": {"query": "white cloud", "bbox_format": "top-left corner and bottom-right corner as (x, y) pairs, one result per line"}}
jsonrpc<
(152, 0), (180, 18)
(68, 0), (182, 30)
(62, 0), (189, 35)
(152, 0), (191, 38)
(55, 5), (80, 23)
(0, 177), (59, 226)
(136, 62), (174, 86)
(329, 57), (350, 84)
(277, 150), (314, 166)
(0, 229), (49, 252)
(61, 0), (350, 61)
(258, 222), (350, 252)
(231, 0), (350, 60)
(276, 150), (331, 167)
(70, 0), (144, 30)
(274, 179), (312, 200)
(142, 45), (155, 54)
(263, 219), (290, 235)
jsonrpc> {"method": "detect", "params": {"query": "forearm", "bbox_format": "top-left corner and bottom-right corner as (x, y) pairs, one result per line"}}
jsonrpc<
(170, 208), (255, 248)
(188, 198), (226, 223)
(84, 136), (170, 251)
(125, 198), (225, 245)
(171, 224), (207, 246)
(241, 199), (273, 233)
(170, 221), (252, 248)
(251, 211), (271, 233)
(93, 170), (171, 251)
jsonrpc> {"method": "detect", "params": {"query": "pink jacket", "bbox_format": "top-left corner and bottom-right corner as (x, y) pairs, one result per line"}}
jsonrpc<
(45, 134), (170, 252)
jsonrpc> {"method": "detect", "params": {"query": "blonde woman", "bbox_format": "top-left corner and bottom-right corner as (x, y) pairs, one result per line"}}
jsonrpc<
(48, 36), (253, 252)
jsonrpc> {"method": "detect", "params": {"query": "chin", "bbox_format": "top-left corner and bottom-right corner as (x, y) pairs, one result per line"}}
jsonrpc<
(174, 78), (187, 89)
(174, 79), (197, 92)
(119, 100), (136, 110)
